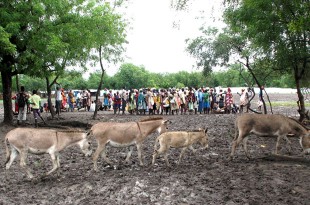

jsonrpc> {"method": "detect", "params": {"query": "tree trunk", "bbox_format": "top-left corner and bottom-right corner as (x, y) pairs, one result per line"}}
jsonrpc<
(45, 77), (56, 118)
(244, 57), (267, 114)
(1, 69), (14, 125)
(15, 74), (19, 92)
(93, 46), (105, 120)
(295, 75), (306, 122)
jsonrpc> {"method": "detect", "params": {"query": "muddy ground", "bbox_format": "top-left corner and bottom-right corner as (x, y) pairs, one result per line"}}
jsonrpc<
(0, 94), (309, 205)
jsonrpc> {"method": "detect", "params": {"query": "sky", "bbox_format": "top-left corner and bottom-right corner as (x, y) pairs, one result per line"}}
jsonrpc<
(95, 0), (225, 76)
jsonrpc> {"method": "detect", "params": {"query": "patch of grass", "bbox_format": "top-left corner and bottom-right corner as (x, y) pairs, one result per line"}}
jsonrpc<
(271, 101), (310, 107)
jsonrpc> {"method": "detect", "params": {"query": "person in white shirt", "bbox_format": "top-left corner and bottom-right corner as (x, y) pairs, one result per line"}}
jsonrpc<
(55, 86), (63, 118)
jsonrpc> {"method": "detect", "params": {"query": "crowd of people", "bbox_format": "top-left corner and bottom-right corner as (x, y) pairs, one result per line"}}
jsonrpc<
(97, 87), (255, 115)
(13, 85), (260, 123)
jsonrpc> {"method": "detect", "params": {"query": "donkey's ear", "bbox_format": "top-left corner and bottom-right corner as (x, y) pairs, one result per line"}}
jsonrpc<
(205, 128), (208, 133)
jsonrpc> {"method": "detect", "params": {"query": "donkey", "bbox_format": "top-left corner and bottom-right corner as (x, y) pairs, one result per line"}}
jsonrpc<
(90, 117), (170, 171)
(152, 128), (209, 167)
(230, 113), (310, 159)
(5, 128), (92, 179)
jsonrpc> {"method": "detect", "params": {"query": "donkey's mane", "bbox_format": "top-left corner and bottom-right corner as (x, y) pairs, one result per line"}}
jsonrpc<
(139, 117), (164, 122)
(57, 130), (85, 133)
(188, 129), (203, 132)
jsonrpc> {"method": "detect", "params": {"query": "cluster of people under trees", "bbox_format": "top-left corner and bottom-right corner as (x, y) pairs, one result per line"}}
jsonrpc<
(99, 87), (256, 115)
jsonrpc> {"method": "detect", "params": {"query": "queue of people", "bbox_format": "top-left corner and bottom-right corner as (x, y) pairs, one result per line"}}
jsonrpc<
(98, 87), (253, 115)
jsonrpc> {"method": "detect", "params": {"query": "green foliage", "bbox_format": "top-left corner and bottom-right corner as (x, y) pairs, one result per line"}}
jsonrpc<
(1, 63), (297, 91)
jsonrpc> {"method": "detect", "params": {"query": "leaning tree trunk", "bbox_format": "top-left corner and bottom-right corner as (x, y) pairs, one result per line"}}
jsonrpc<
(245, 57), (267, 114)
(1, 69), (14, 125)
(93, 45), (105, 120)
(295, 76), (306, 122)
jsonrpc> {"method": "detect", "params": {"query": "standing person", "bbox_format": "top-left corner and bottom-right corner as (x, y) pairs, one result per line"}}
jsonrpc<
(246, 87), (253, 112)
(134, 90), (139, 114)
(121, 91), (128, 115)
(218, 89), (225, 110)
(138, 90), (147, 115)
(258, 85), (264, 111)
(127, 90), (134, 114)
(76, 91), (81, 109)
(225, 87), (234, 114)
(11, 93), (18, 115)
(86, 89), (91, 111)
(113, 92), (121, 114)
(197, 89), (203, 114)
(68, 90), (75, 112)
(61, 89), (67, 111)
(188, 88), (195, 114)
(17, 86), (28, 125)
(146, 88), (154, 115)
(102, 93), (109, 111)
(239, 88), (248, 113)
(203, 89), (210, 114)
(179, 89), (186, 115)
(55, 86), (62, 118)
(209, 88), (216, 111)
(162, 92), (170, 115)
(29, 90), (46, 127)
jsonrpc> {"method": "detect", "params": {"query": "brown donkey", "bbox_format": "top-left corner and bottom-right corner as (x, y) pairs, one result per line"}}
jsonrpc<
(90, 117), (170, 171)
(152, 128), (209, 167)
(230, 114), (310, 159)
(5, 128), (92, 179)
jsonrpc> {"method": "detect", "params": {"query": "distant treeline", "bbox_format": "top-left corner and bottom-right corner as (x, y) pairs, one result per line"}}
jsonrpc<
(4, 63), (295, 93)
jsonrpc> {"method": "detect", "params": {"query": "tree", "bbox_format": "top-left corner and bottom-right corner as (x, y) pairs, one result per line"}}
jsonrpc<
(85, 3), (127, 119)
(186, 27), (274, 113)
(224, 0), (310, 120)
(0, 0), (127, 124)
(0, 0), (88, 124)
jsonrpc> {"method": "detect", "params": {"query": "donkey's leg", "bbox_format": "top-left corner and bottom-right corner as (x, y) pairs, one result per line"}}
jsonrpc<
(100, 146), (112, 164)
(152, 144), (167, 166)
(124, 146), (134, 163)
(19, 150), (34, 179)
(56, 153), (61, 177)
(275, 135), (283, 155)
(283, 135), (292, 154)
(93, 142), (110, 171)
(230, 132), (246, 159)
(242, 137), (251, 159)
(46, 153), (59, 176)
(151, 151), (158, 166)
(177, 147), (187, 164)
(164, 152), (170, 167)
(5, 147), (18, 170)
(189, 145), (196, 154)
(136, 143), (144, 166)
(230, 128), (240, 159)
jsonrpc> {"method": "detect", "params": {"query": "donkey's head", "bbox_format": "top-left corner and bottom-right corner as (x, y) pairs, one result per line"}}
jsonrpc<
(157, 120), (171, 135)
(78, 132), (92, 157)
